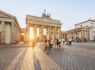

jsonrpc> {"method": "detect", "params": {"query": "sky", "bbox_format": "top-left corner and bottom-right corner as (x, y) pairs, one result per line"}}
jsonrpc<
(0, 0), (95, 31)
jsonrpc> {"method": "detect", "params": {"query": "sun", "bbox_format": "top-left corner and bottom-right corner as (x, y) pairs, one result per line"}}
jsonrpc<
(29, 27), (46, 40)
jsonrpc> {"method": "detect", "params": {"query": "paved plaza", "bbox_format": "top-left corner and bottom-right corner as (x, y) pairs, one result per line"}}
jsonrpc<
(0, 42), (95, 70)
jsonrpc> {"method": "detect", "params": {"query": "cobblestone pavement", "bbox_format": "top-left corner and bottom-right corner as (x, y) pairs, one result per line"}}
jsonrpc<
(0, 42), (95, 70)
(0, 42), (24, 48)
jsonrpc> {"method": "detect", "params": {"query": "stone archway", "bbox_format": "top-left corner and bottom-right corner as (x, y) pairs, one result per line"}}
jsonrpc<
(25, 15), (62, 42)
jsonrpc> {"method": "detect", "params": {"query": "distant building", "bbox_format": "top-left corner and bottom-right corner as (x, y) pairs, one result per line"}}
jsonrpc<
(62, 19), (95, 41)
(75, 19), (95, 41)
(0, 10), (20, 44)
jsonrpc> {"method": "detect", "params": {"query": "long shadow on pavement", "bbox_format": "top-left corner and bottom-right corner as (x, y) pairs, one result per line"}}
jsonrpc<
(4, 48), (27, 70)
(33, 50), (42, 70)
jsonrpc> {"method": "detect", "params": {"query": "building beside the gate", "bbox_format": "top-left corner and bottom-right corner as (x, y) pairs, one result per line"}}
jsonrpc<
(62, 26), (90, 41)
(25, 12), (62, 42)
(62, 19), (95, 41)
(20, 28), (25, 41)
(75, 19), (95, 41)
(0, 10), (20, 44)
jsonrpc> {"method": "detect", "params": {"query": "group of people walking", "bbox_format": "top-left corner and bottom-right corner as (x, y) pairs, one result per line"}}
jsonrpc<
(43, 38), (53, 54)
(31, 38), (72, 54)
(43, 38), (72, 54)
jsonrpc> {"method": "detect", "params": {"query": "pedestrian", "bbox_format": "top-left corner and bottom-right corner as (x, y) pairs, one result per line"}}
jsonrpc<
(69, 38), (72, 45)
(59, 39), (61, 48)
(62, 38), (65, 45)
(32, 40), (35, 49)
(84, 38), (87, 42)
(48, 39), (51, 51)
(66, 40), (68, 45)
(56, 39), (59, 48)
(46, 42), (50, 54)
(56, 39), (61, 48)
(43, 39), (47, 53)
(50, 39), (53, 48)
(54, 39), (57, 48)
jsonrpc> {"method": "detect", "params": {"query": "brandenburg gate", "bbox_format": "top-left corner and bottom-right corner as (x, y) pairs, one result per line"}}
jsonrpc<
(25, 13), (62, 42)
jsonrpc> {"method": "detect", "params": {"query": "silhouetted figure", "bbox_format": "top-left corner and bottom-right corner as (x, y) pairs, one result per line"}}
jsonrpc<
(84, 38), (87, 42)
(32, 41), (35, 49)
(68, 38), (72, 45)
(43, 39), (47, 53)
(56, 39), (61, 48)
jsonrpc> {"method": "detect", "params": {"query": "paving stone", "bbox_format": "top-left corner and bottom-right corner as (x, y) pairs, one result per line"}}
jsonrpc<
(0, 42), (95, 70)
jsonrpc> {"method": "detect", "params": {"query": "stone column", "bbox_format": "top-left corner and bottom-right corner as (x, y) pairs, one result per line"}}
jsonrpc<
(57, 27), (60, 39)
(25, 25), (30, 42)
(67, 33), (68, 40)
(52, 27), (54, 40)
(73, 32), (76, 40)
(54, 26), (56, 40)
(84, 30), (86, 39)
(51, 27), (53, 39)
(1, 21), (5, 43)
(81, 29), (84, 40)
(39, 25), (43, 41)
(48, 26), (51, 40)
(87, 29), (90, 40)
(46, 27), (48, 40)
(11, 22), (14, 43)
(72, 32), (73, 40)
(76, 32), (77, 38)
(33, 25), (37, 41)
(81, 30), (82, 40)
(59, 27), (61, 39)
(65, 33), (67, 40)
(58, 27), (59, 39)
(83, 30), (85, 39)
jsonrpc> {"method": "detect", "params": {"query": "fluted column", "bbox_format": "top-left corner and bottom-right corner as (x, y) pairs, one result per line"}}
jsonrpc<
(39, 25), (43, 41)
(87, 29), (90, 40)
(73, 32), (76, 40)
(84, 30), (86, 39)
(58, 27), (59, 39)
(81, 29), (84, 40)
(48, 26), (51, 40)
(33, 25), (37, 41)
(51, 27), (53, 39)
(57, 27), (60, 39)
(52, 27), (54, 40)
(1, 21), (5, 43)
(11, 22), (14, 43)
(25, 25), (30, 42)
(82, 30), (84, 39)
(59, 27), (61, 39)
(46, 27), (48, 40)
(54, 26), (56, 40)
